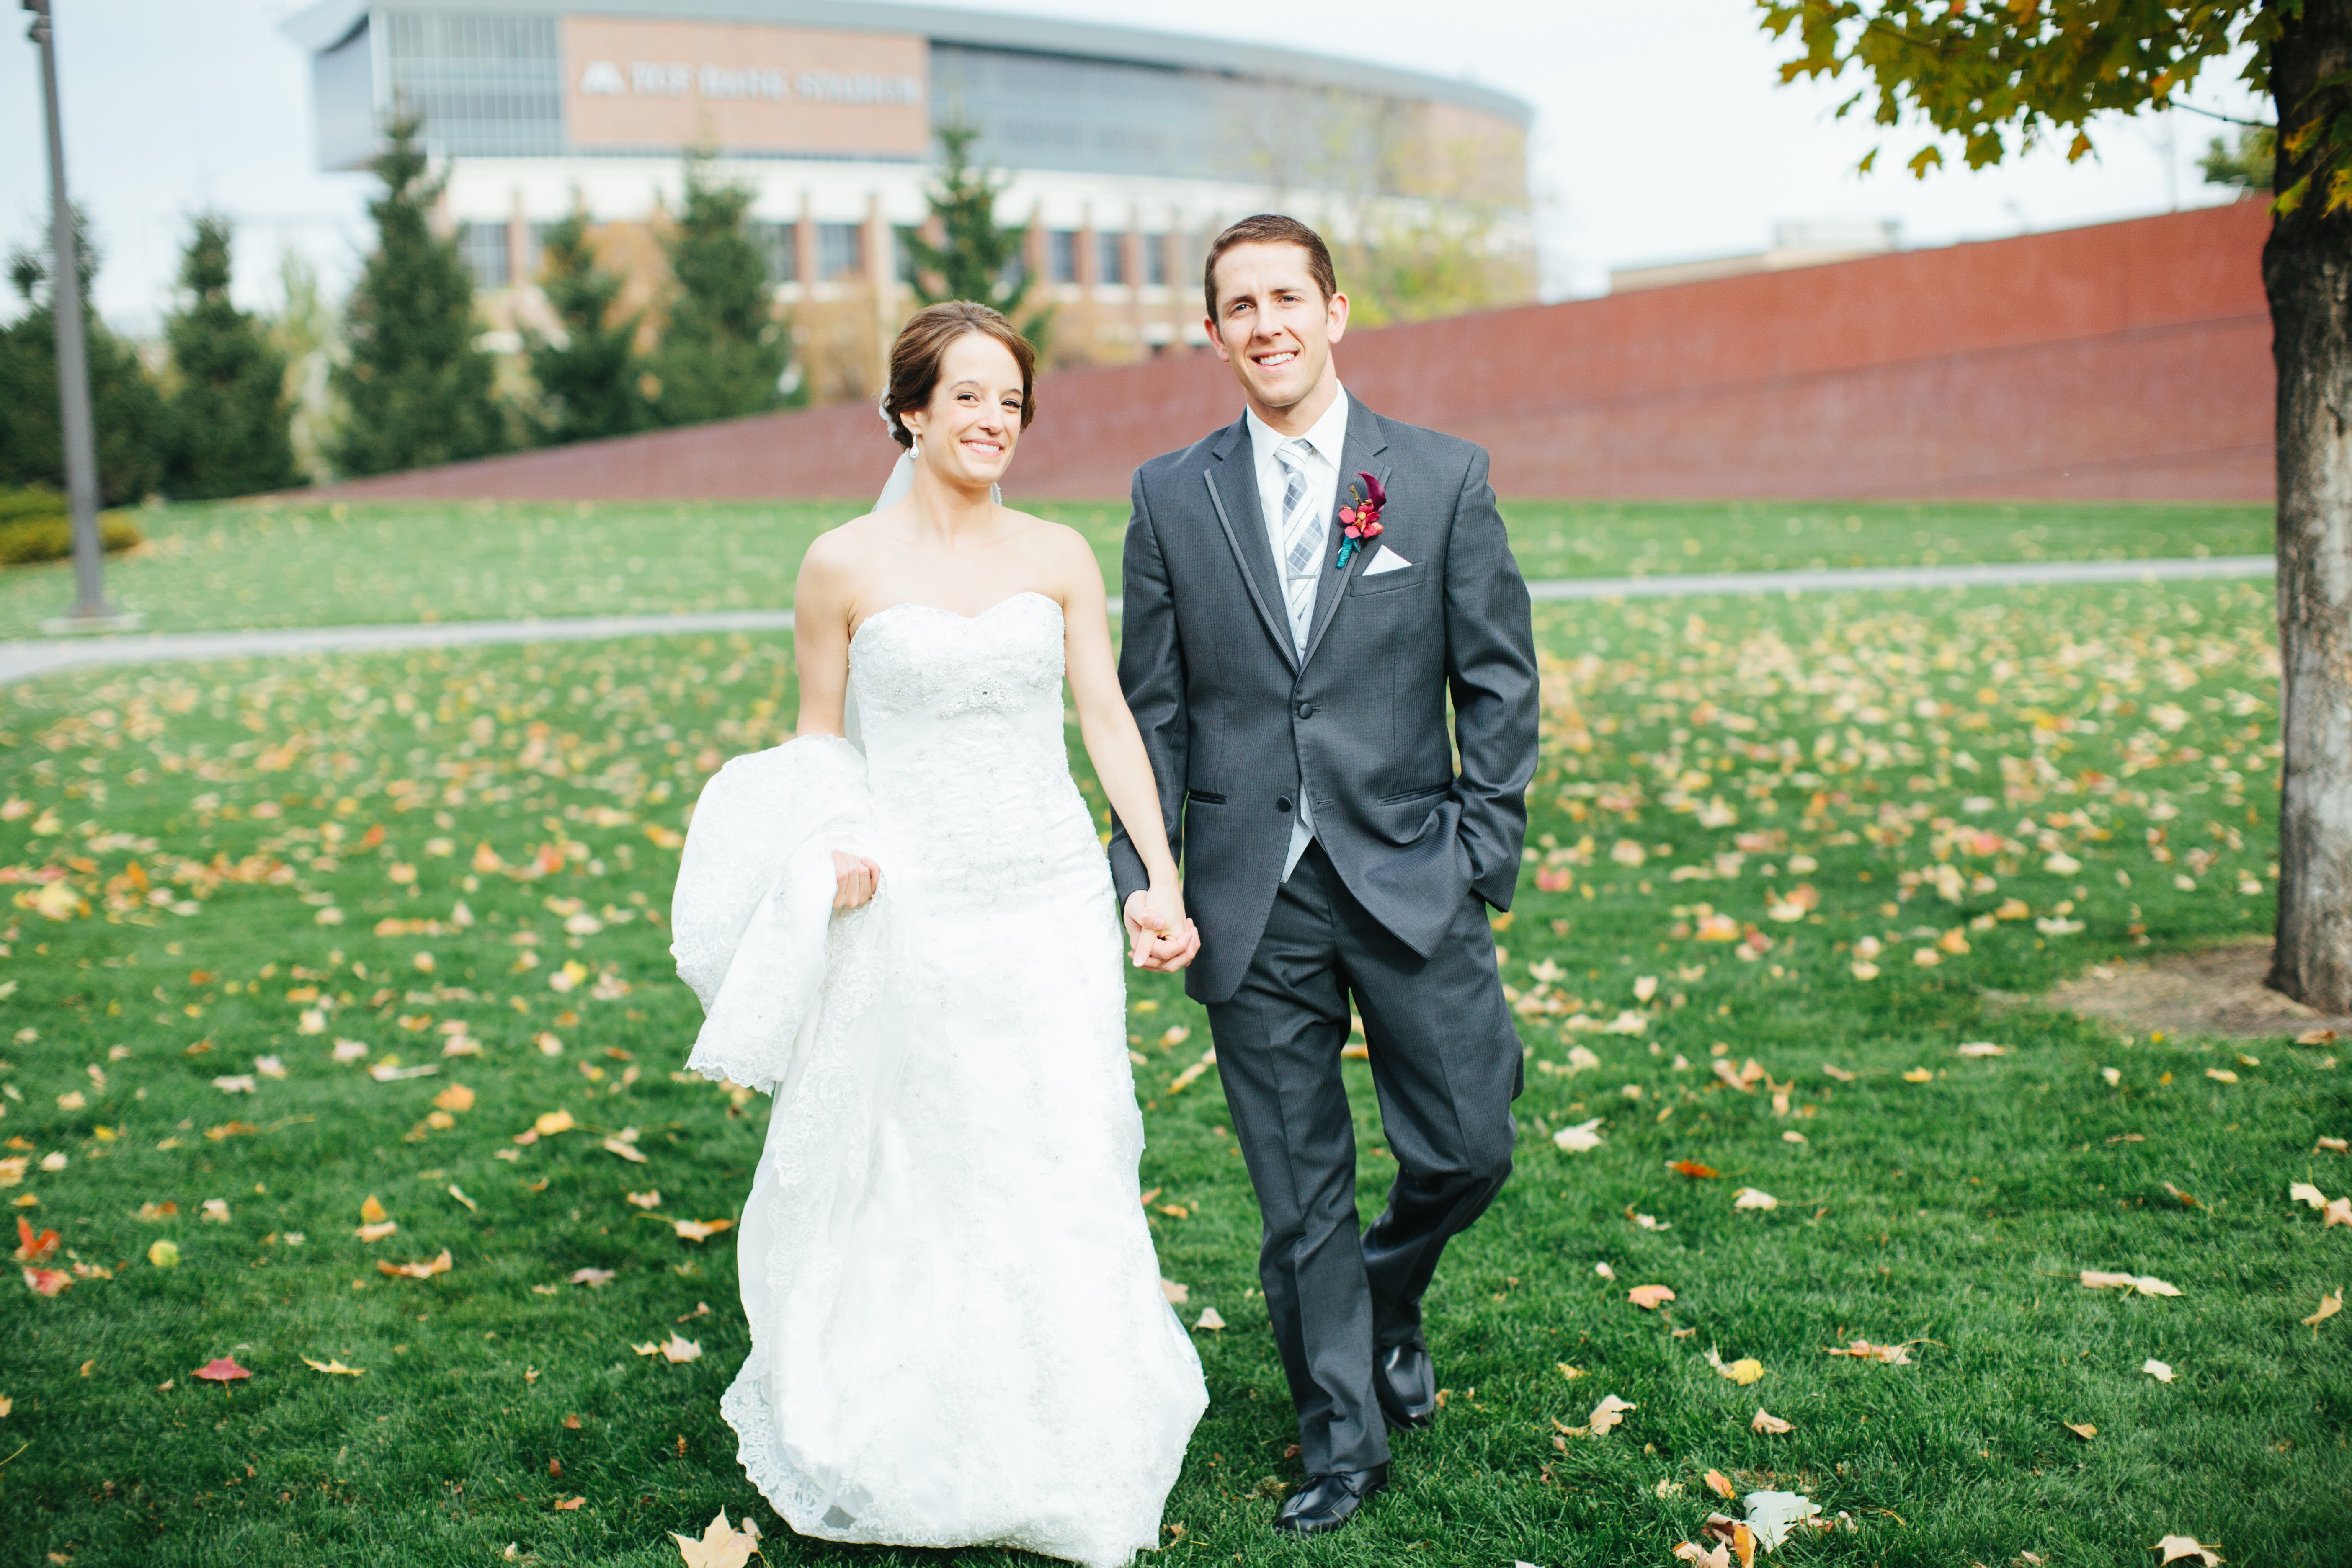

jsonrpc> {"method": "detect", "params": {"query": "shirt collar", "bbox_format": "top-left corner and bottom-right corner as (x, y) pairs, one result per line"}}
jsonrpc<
(1245, 383), (1351, 473)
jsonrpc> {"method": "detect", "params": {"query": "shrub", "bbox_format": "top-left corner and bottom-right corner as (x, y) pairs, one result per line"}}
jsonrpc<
(0, 488), (143, 566)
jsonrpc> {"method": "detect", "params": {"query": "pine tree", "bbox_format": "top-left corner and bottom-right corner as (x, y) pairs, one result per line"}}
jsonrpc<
(526, 209), (650, 445)
(0, 205), (169, 505)
(902, 125), (1052, 353)
(162, 215), (299, 499)
(330, 113), (508, 476)
(644, 155), (791, 428)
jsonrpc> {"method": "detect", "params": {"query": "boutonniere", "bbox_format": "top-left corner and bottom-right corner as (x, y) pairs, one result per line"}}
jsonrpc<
(1333, 471), (1386, 570)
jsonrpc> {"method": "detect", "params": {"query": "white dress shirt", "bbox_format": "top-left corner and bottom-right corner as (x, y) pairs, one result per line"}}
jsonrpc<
(1243, 384), (1351, 880)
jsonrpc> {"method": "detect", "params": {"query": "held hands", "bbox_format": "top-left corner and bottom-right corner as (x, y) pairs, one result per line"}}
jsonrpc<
(831, 849), (881, 910)
(1123, 885), (1200, 972)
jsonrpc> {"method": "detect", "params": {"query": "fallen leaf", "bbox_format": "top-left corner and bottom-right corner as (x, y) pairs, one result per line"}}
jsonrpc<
(1594, 1260), (1616, 1279)
(568, 1267), (615, 1288)
(355, 1221), (399, 1242)
(1553, 1117), (1605, 1153)
(1706, 1346), (1766, 1385)
(1672, 1542), (1729, 1568)
(658, 1333), (701, 1363)
(13, 1218), (58, 1264)
(1669, 1160), (1718, 1180)
(1821, 1063), (1857, 1082)
(2206, 1069), (2238, 1084)
(147, 1240), (179, 1269)
(1557, 1362), (1583, 1380)
(1732, 1187), (1778, 1211)
(201, 1198), (231, 1224)
(2162, 1182), (2199, 1208)
(1901, 1068), (1934, 1083)
(377, 1249), (454, 1279)
(1825, 1338), (1914, 1364)
(1160, 1278), (1189, 1305)
(1956, 1041), (2008, 1057)
(1628, 1284), (1676, 1310)
(2081, 1270), (2182, 1297)
(626, 1191), (662, 1209)
(553, 1496), (586, 1511)
(194, 1357), (251, 1382)
(2064, 1420), (2097, 1440)
(431, 1083), (475, 1113)
(2317, 1137), (2348, 1153)
(601, 1137), (648, 1163)
(2291, 1182), (2327, 1209)
(2303, 1289), (2342, 1331)
(302, 1357), (364, 1377)
(1744, 1491), (1823, 1551)
(1585, 1392), (1635, 1435)
(673, 1508), (763, 1568)
(2299, 1028), (2339, 1046)
(1703, 1468), (1736, 1499)
(21, 1267), (70, 1296)
(1700, 1514), (1756, 1568)
(2144, 1358), (2175, 1382)
(671, 1219), (732, 1243)
(1196, 1308), (1227, 1331)
(1751, 1407), (1792, 1434)
(2153, 1535), (2225, 1567)
(360, 1195), (389, 1225)
(534, 1109), (575, 1136)
(448, 1185), (476, 1212)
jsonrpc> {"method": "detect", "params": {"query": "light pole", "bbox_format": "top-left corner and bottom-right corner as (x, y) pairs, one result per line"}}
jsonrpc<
(23, 0), (132, 633)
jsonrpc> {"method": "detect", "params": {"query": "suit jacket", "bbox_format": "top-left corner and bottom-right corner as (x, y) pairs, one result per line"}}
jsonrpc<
(1108, 395), (1540, 1005)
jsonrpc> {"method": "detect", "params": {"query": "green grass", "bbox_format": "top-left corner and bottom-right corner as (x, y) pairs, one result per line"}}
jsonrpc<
(0, 497), (2273, 640)
(1, 573), (2344, 1567)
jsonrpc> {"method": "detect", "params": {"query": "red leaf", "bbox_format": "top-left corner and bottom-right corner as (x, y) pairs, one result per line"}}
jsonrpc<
(194, 1356), (252, 1382)
(1670, 1160), (1719, 1180)
(21, 1266), (72, 1296)
(14, 1217), (59, 1264)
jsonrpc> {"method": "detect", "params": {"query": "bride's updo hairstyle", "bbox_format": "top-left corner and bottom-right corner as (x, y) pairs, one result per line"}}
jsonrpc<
(882, 301), (1037, 450)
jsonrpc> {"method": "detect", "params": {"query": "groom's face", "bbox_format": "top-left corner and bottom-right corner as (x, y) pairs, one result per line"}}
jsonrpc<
(1207, 242), (1348, 418)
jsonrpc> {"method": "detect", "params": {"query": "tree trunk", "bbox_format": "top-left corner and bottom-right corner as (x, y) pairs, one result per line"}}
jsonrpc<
(2267, 0), (2352, 1012)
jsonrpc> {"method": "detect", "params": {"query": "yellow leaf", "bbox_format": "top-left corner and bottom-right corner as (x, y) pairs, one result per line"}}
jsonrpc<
(1703, 1468), (1736, 1499)
(1627, 1284), (1675, 1310)
(1585, 1392), (1635, 1435)
(602, 1137), (648, 1164)
(1196, 1308), (1227, 1331)
(2144, 1358), (2174, 1382)
(2303, 1289), (2342, 1331)
(355, 1221), (398, 1242)
(534, 1109), (575, 1136)
(658, 1333), (701, 1364)
(302, 1356), (366, 1377)
(359, 1195), (388, 1225)
(2064, 1420), (2096, 1441)
(673, 1508), (762, 1568)
(671, 1218), (732, 1243)
(431, 1083), (475, 1113)
(377, 1249), (453, 1279)
(1751, 1407), (1791, 1434)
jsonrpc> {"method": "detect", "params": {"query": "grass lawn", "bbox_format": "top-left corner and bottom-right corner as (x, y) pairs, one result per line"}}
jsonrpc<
(0, 496), (2272, 640)
(2, 571), (2344, 1567)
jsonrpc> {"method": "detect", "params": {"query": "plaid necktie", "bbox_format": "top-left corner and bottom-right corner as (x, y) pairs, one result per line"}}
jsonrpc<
(1276, 438), (1319, 652)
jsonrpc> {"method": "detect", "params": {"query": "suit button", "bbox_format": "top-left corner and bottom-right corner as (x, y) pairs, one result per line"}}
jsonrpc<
(1295, 701), (1314, 719)
(1276, 796), (1293, 813)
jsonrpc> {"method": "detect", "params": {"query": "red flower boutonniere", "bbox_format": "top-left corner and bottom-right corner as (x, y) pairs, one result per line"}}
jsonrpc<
(1334, 471), (1386, 570)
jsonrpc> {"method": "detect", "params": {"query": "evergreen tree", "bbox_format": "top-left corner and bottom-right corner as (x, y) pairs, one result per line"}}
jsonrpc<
(644, 155), (791, 427)
(0, 205), (169, 504)
(162, 215), (299, 499)
(330, 113), (507, 476)
(902, 125), (1052, 353)
(526, 209), (650, 445)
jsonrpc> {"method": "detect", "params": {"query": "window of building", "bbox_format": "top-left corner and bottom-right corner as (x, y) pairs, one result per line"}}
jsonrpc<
(1097, 232), (1126, 287)
(524, 222), (557, 281)
(458, 222), (510, 289)
(894, 226), (926, 285)
(1047, 230), (1078, 285)
(1000, 251), (1029, 296)
(751, 221), (797, 284)
(818, 222), (864, 280)
(1143, 234), (1169, 288)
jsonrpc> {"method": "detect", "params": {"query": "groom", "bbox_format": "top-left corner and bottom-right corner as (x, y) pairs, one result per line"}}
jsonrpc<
(1109, 215), (1538, 1534)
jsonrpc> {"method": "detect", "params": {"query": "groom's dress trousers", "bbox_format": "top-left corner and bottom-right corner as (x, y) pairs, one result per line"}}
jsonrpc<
(1109, 395), (1539, 1475)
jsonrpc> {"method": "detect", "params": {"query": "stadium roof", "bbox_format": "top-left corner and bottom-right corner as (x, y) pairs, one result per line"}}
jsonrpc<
(280, 0), (1533, 128)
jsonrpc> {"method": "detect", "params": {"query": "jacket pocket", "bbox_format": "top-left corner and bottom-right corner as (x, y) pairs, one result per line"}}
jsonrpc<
(1348, 567), (1419, 596)
(1375, 780), (1451, 806)
(1185, 789), (1228, 805)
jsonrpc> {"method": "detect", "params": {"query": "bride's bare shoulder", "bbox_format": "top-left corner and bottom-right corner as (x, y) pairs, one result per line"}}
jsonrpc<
(801, 513), (893, 573)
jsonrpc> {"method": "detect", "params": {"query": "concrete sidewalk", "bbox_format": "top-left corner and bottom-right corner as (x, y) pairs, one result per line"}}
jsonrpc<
(0, 554), (2274, 688)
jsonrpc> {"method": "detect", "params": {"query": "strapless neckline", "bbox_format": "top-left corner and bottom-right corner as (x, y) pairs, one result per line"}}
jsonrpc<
(851, 590), (1062, 648)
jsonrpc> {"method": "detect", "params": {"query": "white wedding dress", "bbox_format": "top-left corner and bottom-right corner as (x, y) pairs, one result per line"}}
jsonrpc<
(671, 590), (1206, 1567)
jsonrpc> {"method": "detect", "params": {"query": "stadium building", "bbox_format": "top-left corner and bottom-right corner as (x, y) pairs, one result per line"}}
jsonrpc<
(280, 0), (1533, 401)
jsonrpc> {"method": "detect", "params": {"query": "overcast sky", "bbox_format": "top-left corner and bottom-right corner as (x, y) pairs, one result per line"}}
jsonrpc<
(0, 0), (2267, 333)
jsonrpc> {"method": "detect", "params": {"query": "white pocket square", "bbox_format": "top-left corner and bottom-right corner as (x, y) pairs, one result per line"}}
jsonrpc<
(1362, 546), (1413, 575)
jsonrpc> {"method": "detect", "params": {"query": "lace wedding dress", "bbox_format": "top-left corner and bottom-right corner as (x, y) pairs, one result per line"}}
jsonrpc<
(671, 590), (1205, 1568)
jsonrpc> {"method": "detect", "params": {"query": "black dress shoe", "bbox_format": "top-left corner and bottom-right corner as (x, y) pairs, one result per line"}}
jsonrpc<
(1272, 1465), (1387, 1534)
(1375, 1337), (1436, 1429)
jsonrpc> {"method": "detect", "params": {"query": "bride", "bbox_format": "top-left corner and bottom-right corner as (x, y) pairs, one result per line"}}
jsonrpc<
(670, 300), (1209, 1565)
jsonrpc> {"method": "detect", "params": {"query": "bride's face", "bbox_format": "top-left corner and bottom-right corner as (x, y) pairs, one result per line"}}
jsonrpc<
(901, 332), (1025, 489)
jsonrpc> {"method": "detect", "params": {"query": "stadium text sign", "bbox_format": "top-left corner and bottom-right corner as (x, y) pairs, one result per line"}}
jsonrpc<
(562, 17), (929, 156)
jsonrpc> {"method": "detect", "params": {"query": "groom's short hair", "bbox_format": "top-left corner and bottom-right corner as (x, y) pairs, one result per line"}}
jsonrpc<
(1204, 215), (1337, 322)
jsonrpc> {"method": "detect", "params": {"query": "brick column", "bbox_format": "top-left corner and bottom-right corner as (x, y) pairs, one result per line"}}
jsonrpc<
(793, 191), (817, 291)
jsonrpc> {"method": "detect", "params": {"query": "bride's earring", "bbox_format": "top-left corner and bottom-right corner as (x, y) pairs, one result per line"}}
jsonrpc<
(910, 432), (923, 462)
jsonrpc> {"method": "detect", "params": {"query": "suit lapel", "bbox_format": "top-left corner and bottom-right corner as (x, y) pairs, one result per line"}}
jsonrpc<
(1300, 397), (1391, 670)
(1201, 416), (1300, 675)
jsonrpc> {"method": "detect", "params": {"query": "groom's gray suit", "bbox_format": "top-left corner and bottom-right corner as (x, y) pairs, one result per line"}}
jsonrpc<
(1109, 393), (1538, 1475)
